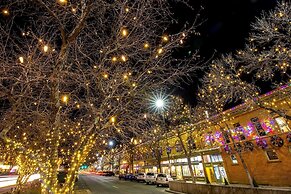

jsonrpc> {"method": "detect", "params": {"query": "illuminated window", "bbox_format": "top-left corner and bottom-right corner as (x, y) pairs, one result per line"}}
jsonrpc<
(265, 149), (279, 161)
(203, 155), (211, 163)
(182, 165), (190, 176)
(230, 154), (238, 164)
(275, 117), (290, 132)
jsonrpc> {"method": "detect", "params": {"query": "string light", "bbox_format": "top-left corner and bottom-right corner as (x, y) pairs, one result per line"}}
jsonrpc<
(110, 116), (116, 123)
(112, 56), (117, 62)
(19, 56), (24, 64)
(61, 95), (69, 103)
(103, 73), (108, 79)
(72, 7), (77, 13)
(162, 35), (169, 42)
(121, 55), (127, 62)
(43, 45), (49, 52)
(58, 0), (67, 5)
(144, 43), (149, 49)
(2, 9), (9, 16)
(121, 28), (128, 37)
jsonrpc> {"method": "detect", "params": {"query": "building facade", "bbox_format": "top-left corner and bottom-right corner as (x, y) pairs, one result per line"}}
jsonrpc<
(123, 85), (291, 186)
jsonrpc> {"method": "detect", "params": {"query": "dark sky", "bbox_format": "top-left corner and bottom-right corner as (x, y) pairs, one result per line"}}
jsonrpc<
(172, 0), (280, 104)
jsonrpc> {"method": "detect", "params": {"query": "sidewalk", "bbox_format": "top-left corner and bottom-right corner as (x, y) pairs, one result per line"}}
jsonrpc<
(167, 181), (291, 194)
(74, 175), (91, 194)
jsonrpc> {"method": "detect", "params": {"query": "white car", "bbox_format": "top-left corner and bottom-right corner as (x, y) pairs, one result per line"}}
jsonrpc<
(136, 173), (146, 182)
(145, 172), (157, 184)
(156, 173), (173, 187)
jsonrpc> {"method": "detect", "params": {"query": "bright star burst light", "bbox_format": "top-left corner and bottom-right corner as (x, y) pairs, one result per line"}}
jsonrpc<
(108, 140), (114, 146)
(149, 93), (169, 113)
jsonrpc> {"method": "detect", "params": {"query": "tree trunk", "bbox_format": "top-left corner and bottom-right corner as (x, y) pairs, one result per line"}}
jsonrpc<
(177, 134), (195, 182)
(223, 123), (255, 187)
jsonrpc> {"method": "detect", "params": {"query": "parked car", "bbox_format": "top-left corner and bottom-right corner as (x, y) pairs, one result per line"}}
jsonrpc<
(156, 173), (173, 187)
(124, 173), (135, 181)
(103, 171), (115, 176)
(119, 173), (126, 180)
(145, 172), (157, 185)
(136, 173), (146, 182)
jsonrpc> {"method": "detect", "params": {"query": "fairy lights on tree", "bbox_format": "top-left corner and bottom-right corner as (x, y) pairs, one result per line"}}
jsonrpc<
(200, 1), (291, 121)
(237, 1), (290, 81)
(0, 0), (201, 193)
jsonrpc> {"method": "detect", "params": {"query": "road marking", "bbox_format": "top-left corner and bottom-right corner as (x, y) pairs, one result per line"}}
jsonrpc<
(112, 186), (118, 189)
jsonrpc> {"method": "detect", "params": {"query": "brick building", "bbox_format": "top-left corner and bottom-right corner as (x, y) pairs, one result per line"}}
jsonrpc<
(124, 85), (291, 186)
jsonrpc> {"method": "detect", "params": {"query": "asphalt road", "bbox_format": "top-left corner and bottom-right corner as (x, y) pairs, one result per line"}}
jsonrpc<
(76, 174), (167, 194)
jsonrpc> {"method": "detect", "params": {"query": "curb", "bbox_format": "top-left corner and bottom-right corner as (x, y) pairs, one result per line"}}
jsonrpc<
(165, 189), (186, 194)
(75, 189), (92, 194)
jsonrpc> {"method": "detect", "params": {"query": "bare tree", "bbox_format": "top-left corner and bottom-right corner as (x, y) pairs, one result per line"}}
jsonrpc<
(144, 96), (196, 181)
(200, 54), (291, 121)
(0, 0), (201, 193)
(237, 1), (291, 81)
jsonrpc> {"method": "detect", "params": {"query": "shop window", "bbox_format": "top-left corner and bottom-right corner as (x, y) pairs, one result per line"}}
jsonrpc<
(211, 154), (223, 162)
(275, 117), (290, 132)
(191, 156), (202, 162)
(182, 165), (190, 176)
(265, 149), (279, 161)
(176, 158), (187, 163)
(193, 163), (204, 177)
(230, 154), (238, 164)
(203, 155), (211, 163)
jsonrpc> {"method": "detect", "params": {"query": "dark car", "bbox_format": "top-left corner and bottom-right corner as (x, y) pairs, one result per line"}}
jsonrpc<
(119, 173), (126, 180)
(124, 173), (135, 180)
(103, 171), (115, 176)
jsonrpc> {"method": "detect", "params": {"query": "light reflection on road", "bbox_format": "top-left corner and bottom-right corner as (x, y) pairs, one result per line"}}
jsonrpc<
(0, 174), (40, 188)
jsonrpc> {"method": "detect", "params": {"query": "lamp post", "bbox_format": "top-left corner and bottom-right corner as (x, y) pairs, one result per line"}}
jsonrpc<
(154, 97), (171, 175)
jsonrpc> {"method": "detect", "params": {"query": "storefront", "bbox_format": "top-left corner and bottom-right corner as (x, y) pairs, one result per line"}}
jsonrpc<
(202, 153), (227, 184)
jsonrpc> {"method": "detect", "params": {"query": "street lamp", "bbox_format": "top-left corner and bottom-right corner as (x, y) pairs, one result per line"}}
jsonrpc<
(150, 94), (171, 175)
(109, 140), (114, 147)
(155, 99), (165, 109)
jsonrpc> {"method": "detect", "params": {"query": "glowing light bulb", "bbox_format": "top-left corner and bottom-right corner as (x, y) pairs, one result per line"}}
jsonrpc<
(125, 7), (129, 12)
(2, 9), (9, 16)
(157, 48), (163, 54)
(162, 35), (169, 42)
(103, 73), (108, 79)
(58, 0), (67, 4)
(112, 57), (117, 62)
(144, 43), (149, 49)
(19, 56), (24, 63)
(43, 45), (49, 52)
(110, 116), (116, 123)
(72, 7), (77, 13)
(61, 95), (69, 103)
(121, 55), (127, 62)
(121, 28), (128, 37)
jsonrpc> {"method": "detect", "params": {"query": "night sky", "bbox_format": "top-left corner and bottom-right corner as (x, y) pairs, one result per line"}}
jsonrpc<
(173, 0), (280, 104)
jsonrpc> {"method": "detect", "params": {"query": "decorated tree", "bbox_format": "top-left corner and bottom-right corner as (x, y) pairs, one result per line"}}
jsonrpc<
(144, 95), (197, 181)
(0, 0), (201, 193)
(200, 54), (291, 121)
(237, 1), (290, 81)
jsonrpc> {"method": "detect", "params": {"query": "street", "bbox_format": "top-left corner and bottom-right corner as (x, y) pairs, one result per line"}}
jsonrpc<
(76, 174), (167, 194)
